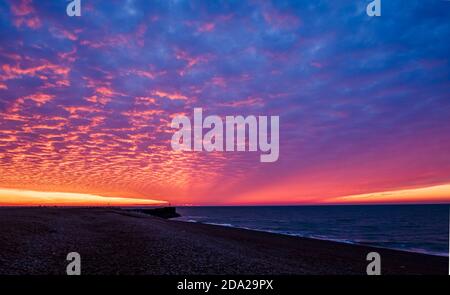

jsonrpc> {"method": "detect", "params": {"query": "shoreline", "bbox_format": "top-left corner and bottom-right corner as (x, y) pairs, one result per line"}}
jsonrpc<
(0, 207), (447, 275)
(174, 219), (449, 258)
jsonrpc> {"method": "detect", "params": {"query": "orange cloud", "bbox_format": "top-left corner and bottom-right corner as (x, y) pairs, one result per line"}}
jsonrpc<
(1, 63), (70, 81)
(153, 90), (188, 100)
(26, 93), (55, 105)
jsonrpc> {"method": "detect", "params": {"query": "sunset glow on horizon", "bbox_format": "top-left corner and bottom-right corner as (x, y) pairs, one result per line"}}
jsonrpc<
(1, 183), (449, 207)
(323, 184), (450, 205)
(0, 187), (166, 206)
(1, 1), (449, 206)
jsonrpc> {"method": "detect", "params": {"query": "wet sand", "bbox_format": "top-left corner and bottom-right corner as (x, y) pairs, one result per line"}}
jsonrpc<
(0, 207), (446, 275)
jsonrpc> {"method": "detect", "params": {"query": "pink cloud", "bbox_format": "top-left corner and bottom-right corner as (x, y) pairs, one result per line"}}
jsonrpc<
(198, 22), (215, 33)
(262, 8), (301, 30)
(220, 96), (264, 107)
(11, 0), (41, 29)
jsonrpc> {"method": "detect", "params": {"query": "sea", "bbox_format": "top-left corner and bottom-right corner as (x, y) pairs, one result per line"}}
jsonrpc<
(174, 204), (449, 257)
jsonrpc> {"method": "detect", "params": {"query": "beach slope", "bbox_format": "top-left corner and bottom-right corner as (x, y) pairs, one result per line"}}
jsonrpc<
(0, 207), (446, 275)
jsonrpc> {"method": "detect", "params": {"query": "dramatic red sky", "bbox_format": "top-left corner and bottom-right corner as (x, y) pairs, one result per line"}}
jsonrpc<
(0, 1), (449, 206)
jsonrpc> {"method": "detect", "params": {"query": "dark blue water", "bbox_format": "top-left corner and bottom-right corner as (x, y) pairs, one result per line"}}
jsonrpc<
(175, 205), (449, 256)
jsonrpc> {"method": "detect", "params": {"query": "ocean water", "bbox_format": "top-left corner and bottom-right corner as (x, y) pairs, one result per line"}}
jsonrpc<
(175, 205), (449, 256)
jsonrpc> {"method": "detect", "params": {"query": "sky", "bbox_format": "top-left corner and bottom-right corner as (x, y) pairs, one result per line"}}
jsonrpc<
(0, 0), (449, 206)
